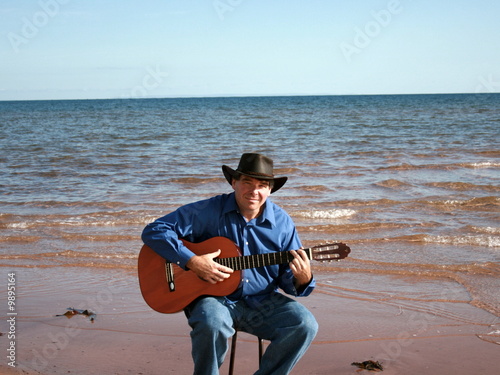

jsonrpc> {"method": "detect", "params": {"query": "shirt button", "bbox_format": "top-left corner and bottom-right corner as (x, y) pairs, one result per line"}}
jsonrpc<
(245, 242), (249, 245)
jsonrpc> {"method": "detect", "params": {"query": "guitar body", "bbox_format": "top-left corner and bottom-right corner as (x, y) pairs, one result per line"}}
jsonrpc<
(138, 237), (242, 314)
(138, 236), (350, 314)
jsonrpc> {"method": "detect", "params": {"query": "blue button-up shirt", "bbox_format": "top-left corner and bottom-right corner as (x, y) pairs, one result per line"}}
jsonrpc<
(141, 193), (315, 306)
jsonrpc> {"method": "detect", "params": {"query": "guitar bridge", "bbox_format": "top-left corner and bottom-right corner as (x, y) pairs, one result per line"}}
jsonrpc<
(165, 262), (175, 292)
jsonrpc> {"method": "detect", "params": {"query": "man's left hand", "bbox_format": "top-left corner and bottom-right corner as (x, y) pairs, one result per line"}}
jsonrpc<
(289, 249), (313, 289)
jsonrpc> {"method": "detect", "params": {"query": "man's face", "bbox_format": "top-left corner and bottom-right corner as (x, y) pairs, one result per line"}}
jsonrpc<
(232, 175), (272, 219)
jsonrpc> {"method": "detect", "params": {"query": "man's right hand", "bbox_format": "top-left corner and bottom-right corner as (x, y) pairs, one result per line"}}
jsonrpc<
(186, 250), (234, 284)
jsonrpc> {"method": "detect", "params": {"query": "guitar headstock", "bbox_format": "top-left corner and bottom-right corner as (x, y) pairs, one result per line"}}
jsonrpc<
(310, 243), (351, 261)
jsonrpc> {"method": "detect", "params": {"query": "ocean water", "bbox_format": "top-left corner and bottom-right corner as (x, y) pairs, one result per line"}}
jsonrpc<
(0, 94), (499, 326)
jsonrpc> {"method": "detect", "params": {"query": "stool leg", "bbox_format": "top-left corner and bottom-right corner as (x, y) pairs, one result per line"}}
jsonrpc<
(228, 331), (238, 375)
(258, 337), (263, 364)
(229, 332), (264, 374)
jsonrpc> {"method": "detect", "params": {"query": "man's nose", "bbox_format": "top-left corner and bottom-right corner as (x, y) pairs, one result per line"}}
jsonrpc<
(249, 185), (260, 193)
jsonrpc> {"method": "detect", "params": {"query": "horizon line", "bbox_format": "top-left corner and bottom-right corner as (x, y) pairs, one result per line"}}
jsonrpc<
(1, 91), (499, 103)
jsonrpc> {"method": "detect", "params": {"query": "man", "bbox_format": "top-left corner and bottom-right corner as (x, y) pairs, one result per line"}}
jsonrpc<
(142, 153), (318, 375)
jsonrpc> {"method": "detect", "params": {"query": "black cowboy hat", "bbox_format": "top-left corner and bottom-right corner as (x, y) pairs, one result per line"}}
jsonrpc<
(222, 153), (288, 194)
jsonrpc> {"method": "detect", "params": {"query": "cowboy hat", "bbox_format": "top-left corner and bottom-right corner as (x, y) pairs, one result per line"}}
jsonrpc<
(222, 153), (287, 193)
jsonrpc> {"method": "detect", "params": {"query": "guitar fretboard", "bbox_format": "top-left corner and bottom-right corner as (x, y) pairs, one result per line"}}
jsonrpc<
(214, 248), (312, 271)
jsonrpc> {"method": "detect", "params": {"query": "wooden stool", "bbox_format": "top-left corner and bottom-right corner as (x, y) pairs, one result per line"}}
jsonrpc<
(228, 331), (264, 375)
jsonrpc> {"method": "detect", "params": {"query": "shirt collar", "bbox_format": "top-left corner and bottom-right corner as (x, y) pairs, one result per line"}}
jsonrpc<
(222, 193), (239, 215)
(223, 193), (276, 227)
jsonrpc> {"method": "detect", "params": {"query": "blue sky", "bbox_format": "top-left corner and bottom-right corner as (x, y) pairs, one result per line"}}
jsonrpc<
(1, 0), (499, 100)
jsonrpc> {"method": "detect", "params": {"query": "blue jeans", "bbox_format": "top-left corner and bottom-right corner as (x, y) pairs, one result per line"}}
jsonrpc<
(185, 292), (318, 375)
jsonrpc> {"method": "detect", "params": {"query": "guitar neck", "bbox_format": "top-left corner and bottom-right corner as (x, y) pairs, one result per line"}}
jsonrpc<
(215, 248), (312, 271)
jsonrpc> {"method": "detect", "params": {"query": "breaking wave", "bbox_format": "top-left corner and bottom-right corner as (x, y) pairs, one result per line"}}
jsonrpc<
(294, 209), (356, 219)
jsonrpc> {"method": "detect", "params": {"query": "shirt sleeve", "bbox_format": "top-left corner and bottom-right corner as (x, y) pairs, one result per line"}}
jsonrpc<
(141, 197), (220, 269)
(281, 268), (316, 297)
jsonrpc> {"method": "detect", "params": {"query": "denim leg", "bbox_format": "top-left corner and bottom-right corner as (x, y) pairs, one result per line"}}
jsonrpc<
(186, 297), (235, 375)
(237, 293), (318, 375)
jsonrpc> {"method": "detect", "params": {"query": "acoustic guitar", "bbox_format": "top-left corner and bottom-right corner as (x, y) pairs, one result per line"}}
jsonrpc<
(138, 236), (350, 313)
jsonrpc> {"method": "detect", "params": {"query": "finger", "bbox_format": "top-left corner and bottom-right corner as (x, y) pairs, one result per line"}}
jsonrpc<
(216, 269), (232, 278)
(290, 249), (299, 258)
(290, 255), (301, 266)
(290, 260), (304, 272)
(296, 249), (308, 260)
(206, 272), (222, 284)
(204, 276), (217, 284)
(208, 249), (221, 259)
(289, 252), (302, 269)
(291, 249), (307, 261)
(218, 265), (234, 274)
(290, 253), (306, 268)
(209, 268), (231, 283)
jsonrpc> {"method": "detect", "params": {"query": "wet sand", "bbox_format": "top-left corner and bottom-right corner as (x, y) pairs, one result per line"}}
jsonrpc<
(2, 267), (499, 375)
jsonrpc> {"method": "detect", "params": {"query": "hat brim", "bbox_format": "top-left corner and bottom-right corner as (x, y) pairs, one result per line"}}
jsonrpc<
(222, 165), (287, 194)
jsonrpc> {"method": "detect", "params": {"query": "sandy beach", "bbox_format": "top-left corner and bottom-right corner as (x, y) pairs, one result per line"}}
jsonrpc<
(1, 95), (499, 374)
(2, 266), (498, 375)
